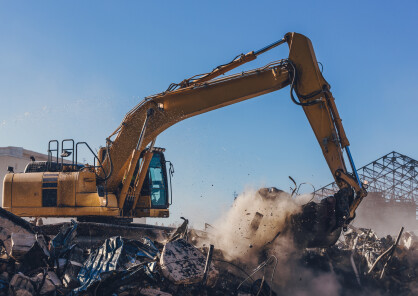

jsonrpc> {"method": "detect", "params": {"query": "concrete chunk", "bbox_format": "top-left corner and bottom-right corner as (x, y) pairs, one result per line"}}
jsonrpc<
(160, 239), (218, 286)
(139, 288), (172, 296)
(9, 273), (35, 296)
(11, 233), (36, 260)
(0, 208), (34, 257)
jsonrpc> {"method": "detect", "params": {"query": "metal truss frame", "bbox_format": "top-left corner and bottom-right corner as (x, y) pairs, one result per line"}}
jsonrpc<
(315, 151), (418, 218)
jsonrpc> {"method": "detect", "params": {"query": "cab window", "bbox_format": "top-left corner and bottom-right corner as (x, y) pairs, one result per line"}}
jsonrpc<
(143, 153), (168, 208)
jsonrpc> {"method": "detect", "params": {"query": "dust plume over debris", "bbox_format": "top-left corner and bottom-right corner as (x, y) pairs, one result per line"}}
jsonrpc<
(194, 188), (418, 295)
(206, 188), (311, 261)
(196, 187), (344, 295)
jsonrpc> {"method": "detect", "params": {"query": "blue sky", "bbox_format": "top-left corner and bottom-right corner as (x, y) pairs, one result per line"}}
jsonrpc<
(1, 1), (417, 227)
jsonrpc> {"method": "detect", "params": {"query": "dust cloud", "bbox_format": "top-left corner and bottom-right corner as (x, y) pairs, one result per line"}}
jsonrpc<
(205, 188), (310, 261)
(190, 187), (416, 295)
(199, 187), (343, 295)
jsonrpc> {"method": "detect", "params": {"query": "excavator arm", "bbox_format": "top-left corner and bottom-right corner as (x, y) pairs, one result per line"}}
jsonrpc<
(2, 32), (366, 247)
(99, 32), (366, 222)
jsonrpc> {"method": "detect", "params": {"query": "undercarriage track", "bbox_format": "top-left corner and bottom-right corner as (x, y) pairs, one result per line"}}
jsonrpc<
(39, 222), (176, 248)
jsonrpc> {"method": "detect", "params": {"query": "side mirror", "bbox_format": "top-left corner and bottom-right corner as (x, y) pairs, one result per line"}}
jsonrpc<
(7, 166), (14, 173)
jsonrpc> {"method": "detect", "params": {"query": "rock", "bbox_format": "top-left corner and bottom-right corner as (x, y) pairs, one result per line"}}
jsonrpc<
(11, 233), (36, 260)
(0, 208), (34, 257)
(139, 288), (172, 296)
(249, 212), (263, 232)
(46, 271), (61, 288)
(400, 231), (418, 250)
(11, 234), (50, 273)
(9, 273), (35, 296)
(32, 272), (58, 295)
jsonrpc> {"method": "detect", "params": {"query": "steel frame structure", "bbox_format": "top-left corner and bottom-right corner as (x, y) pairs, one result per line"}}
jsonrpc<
(316, 151), (418, 219)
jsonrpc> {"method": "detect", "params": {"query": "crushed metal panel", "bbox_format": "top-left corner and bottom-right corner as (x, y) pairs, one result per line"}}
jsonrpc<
(75, 236), (158, 293)
(160, 239), (218, 286)
(62, 246), (84, 289)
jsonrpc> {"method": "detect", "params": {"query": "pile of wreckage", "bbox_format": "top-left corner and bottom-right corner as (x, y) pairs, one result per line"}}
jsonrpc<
(0, 208), (417, 296)
(302, 226), (418, 295)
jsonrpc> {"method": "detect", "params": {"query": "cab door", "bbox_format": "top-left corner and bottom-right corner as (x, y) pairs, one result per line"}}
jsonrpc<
(140, 152), (169, 209)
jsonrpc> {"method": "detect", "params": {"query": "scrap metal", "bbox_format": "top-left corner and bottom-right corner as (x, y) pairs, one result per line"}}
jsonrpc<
(0, 208), (417, 295)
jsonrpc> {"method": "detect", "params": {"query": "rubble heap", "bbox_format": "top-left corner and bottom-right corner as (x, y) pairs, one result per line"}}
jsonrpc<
(1, 208), (417, 296)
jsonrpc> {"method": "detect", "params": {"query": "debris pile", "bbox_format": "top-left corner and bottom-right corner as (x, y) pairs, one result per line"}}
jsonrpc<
(1, 206), (417, 295)
(0, 211), (231, 296)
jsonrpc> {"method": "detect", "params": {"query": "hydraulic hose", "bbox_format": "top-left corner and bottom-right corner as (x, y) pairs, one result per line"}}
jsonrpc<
(288, 60), (322, 107)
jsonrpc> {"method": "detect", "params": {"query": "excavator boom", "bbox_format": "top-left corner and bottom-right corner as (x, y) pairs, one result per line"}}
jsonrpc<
(99, 32), (365, 219)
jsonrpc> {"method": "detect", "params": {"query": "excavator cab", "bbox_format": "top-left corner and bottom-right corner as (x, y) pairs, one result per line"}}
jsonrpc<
(139, 150), (170, 209)
(128, 147), (172, 218)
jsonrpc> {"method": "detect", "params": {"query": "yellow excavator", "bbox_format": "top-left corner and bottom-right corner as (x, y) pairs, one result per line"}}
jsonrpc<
(2, 33), (367, 234)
